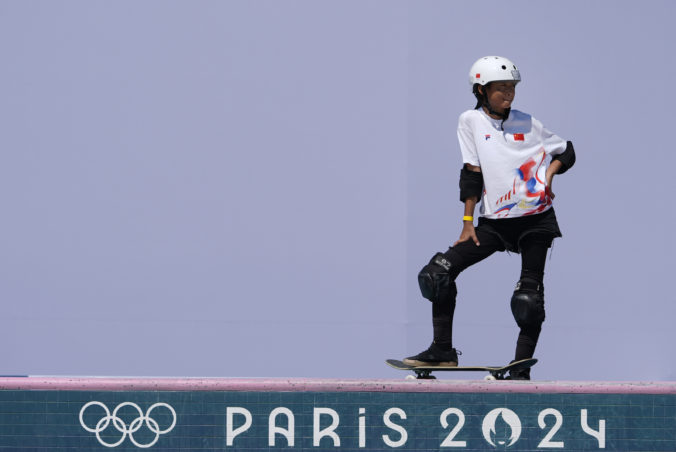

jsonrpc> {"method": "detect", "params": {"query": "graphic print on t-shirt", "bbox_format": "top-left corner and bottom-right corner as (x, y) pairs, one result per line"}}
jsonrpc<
(457, 108), (567, 219)
(494, 149), (552, 218)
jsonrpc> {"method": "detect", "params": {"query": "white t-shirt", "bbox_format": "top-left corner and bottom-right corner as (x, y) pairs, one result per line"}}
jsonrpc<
(457, 108), (567, 219)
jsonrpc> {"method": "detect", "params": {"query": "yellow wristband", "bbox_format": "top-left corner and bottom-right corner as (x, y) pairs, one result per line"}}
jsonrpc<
(462, 216), (474, 222)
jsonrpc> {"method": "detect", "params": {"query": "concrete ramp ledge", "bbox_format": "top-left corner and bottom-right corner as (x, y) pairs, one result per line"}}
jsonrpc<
(1, 376), (676, 394)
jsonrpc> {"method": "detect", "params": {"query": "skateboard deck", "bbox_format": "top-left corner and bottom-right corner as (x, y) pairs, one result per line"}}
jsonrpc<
(385, 358), (537, 380)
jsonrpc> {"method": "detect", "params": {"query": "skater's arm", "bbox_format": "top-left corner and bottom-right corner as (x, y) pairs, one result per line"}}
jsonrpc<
(545, 159), (563, 199)
(454, 198), (481, 247)
(455, 164), (481, 247)
(550, 140), (576, 174)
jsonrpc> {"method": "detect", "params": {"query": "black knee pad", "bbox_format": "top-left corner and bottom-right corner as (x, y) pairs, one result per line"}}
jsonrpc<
(418, 252), (458, 303)
(510, 279), (545, 329)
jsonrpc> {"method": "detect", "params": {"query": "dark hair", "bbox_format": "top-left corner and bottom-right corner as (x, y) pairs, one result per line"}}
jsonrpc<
(472, 83), (485, 110)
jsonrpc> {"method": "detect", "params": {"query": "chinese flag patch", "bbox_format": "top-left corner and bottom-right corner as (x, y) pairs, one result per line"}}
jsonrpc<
(514, 133), (525, 141)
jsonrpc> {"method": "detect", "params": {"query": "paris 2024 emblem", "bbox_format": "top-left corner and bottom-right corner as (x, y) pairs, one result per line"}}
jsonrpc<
(482, 408), (522, 447)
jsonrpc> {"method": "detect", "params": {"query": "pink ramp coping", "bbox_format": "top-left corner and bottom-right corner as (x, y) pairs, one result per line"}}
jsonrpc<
(1, 377), (676, 394)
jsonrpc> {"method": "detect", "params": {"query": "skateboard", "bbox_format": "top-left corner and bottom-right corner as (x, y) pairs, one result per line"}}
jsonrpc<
(385, 358), (537, 380)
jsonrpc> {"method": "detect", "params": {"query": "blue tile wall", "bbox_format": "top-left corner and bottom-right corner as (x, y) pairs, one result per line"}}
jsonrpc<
(0, 389), (674, 451)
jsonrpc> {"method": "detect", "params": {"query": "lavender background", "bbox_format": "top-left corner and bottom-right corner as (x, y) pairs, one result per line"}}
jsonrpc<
(1, 1), (674, 380)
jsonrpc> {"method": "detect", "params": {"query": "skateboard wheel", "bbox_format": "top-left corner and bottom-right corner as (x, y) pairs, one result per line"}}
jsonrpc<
(484, 375), (497, 381)
(405, 375), (416, 380)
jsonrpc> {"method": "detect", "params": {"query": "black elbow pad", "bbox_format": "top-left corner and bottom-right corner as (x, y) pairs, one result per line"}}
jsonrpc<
(552, 141), (576, 174)
(459, 167), (484, 202)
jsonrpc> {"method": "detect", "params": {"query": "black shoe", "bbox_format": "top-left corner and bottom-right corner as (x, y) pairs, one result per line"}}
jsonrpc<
(403, 342), (460, 366)
(506, 364), (531, 381)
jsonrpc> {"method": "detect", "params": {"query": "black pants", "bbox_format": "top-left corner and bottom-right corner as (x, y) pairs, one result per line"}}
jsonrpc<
(431, 209), (559, 361)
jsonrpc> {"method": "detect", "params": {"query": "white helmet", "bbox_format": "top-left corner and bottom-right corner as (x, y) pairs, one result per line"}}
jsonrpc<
(469, 56), (521, 89)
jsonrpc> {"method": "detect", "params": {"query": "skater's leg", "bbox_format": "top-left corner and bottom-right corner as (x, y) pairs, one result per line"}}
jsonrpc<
(430, 229), (503, 346)
(429, 228), (504, 346)
(512, 234), (552, 362)
(432, 293), (455, 348)
(407, 228), (503, 365)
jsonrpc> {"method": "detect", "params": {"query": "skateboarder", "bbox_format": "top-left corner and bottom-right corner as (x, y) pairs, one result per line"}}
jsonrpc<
(404, 56), (576, 380)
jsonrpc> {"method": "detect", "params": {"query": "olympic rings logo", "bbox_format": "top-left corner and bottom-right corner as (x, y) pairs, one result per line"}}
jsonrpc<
(79, 401), (176, 448)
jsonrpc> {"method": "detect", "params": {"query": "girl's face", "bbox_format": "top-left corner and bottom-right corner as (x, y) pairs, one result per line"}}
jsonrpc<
(481, 81), (516, 114)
